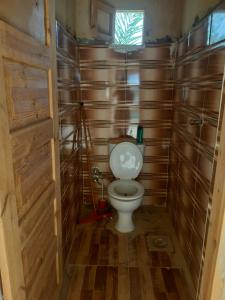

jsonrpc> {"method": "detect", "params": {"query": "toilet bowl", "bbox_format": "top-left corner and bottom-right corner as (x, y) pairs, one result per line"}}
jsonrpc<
(107, 142), (145, 233)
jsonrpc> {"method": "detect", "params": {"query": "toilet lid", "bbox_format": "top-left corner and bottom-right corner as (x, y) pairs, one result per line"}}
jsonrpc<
(109, 142), (143, 179)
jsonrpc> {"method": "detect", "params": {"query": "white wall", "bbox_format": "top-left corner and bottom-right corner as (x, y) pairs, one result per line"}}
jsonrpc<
(75, 0), (184, 40)
(55, 0), (76, 34)
(182, 0), (221, 33)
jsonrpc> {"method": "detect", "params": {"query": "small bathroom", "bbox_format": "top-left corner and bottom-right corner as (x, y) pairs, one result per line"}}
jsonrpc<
(0, 0), (225, 299)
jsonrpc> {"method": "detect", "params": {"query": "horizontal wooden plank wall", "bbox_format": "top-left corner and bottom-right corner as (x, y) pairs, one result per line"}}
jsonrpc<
(79, 45), (175, 206)
(168, 2), (225, 297)
(56, 22), (82, 262)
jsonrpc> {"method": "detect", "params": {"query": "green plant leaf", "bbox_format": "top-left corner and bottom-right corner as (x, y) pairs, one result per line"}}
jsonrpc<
(114, 11), (144, 45)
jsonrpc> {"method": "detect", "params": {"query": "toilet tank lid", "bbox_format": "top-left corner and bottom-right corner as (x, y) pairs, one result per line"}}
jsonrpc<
(109, 142), (143, 180)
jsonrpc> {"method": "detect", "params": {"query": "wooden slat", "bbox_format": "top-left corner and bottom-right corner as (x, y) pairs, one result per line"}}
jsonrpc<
(19, 182), (55, 246)
(26, 240), (58, 300)
(118, 267), (130, 300)
(13, 141), (53, 220)
(22, 201), (56, 287)
(11, 119), (53, 163)
(65, 265), (189, 300)
(0, 46), (26, 300)
(48, 1), (63, 289)
(0, 21), (49, 68)
(3, 59), (50, 130)
(65, 207), (191, 299)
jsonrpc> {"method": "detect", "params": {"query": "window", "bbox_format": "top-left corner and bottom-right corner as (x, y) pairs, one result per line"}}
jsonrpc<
(114, 11), (144, 46)
(210, 11), (225, 44)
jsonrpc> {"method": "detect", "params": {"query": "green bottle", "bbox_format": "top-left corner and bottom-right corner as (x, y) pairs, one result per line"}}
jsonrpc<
(137, 126), (143, 144)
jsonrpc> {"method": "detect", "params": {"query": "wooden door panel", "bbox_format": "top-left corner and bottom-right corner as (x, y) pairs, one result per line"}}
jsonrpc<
(13, 140), (53, 220)
(0, 0), (47, 44)
(9, 56), (58, 298)
(11, 119), (53, 161)
(26, 247), (58, 300)
(21, 199), (56, 282)
(3, 60), (50, 130)
(8, 43), (59, 298)
(19, 182), (55, 246)
(28, 259), (58, 300)
(0, 22), (49, 68)
(0, 2), (61, 299)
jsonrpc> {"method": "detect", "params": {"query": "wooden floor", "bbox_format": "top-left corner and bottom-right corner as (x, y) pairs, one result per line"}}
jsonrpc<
(61, 207), (191, 300)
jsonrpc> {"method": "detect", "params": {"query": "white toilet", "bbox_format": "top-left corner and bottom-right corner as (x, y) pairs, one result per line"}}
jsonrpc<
(107, 142), (145, 233)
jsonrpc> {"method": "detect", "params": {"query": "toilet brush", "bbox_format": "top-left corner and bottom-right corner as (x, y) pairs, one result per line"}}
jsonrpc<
(79, 175), (112, 224)
(97, 179), (109, 214)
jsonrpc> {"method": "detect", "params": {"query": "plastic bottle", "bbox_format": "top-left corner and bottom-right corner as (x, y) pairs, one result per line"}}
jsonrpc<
(136, 125), (143, 144)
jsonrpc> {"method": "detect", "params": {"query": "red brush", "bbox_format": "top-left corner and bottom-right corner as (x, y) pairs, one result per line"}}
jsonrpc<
(79, 199), (112, 224)
(97, 198), (107, 211)
(79, 167), (114, 224)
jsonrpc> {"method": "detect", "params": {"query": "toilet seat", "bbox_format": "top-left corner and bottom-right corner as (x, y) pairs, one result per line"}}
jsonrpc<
(108, 179), (144, 202)
(109, 142), (143, 180)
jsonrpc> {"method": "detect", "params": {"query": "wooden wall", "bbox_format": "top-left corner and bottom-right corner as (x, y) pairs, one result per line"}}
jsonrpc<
(79, 45), (174, 206)
(168, 2), (225, 296)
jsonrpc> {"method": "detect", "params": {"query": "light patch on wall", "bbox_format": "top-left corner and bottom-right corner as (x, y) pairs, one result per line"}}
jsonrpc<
(128, 72), (140, 85)
(97, 9), (110, 34)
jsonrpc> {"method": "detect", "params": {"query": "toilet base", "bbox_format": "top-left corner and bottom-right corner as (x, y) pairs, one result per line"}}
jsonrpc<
(115, 211), (134, 233)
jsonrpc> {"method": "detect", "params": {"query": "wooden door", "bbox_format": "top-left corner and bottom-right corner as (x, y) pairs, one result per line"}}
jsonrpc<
(0, 1), (62, 300)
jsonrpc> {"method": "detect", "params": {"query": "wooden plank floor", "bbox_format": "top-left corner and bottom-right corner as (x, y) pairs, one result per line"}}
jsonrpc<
(62, 207), (192, 300)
